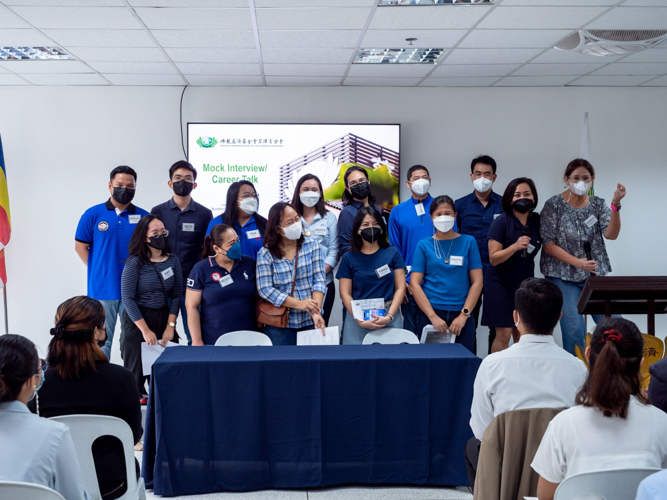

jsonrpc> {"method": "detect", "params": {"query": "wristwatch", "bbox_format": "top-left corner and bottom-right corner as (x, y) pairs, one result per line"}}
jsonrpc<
(168, 322), (176, 328)
(461, 308), (471, 317)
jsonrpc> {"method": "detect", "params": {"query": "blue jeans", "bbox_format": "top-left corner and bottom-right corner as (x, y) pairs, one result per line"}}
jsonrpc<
(401, 294), (419, 335)
(342, 308), (405, 345)
(415, 308), (476, 354)
(100, 299), (124, 360)
(168, 296), (191, 346)
(264, 325), (311, 346)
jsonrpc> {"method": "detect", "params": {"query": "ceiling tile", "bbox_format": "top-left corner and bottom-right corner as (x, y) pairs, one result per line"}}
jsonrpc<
(369, 5), (487, 30)
(361, 29), (466, 48)
(176, 62), (260, 75)
(622, 0), (667, 5)
(262, 48), (352, 64)
(259, 30), (360, 49)
(0, 60), (93, 73)
(513, 63), (605, 76)
(43, 29), (155, 47)
(66, 47), (167, 62)
(493, 75), (576, 86)
(263, 63), (347, 77)
(184, 74), (263, 86)
(569, 75), (657, 85)
(265, 76), (340, 86)
(0, 6), (30, 28)
(443, 48), (542, 64)
(10, 6), (141, 29)
(343, 77), (421, 86)
(104, 73), (186, 85)
(431, 63), (520, 77)
(130, 0), (247, 5)
(4, 0), (123, 5)
(640, 75), (667, 85)
(88, 61), (177, 74)
(458, 29), (571, 48)
(478, 6), (606, 29)
(0, 73), (30, 85)
(164, 47), (258, 63)
(0, 28), (52, 45)
(620, 49), (667, 63)
(500, 0), (617, 5)
(256, 7), (370, 30)
(22, 73), (109, 85)
(152, 29), (256, 48)
(530, 48), (623, 63)
(586, 7), (667, 29)
(419, 77), (499, 87)
(256, 0), (374, 6)
(347, 64), (433, 77)
(135, 7), (252, 30)
(591, 62), (667, 75)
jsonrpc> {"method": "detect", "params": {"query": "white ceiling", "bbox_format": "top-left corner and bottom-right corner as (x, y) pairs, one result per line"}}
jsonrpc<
(0, 0), (666, 87)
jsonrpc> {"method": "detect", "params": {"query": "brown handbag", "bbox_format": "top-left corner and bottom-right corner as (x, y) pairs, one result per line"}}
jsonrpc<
(257, 249), (299, 328)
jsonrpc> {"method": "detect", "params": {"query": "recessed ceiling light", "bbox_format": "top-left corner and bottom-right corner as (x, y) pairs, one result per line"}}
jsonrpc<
(355, 48), (445, 64)
(380, 0), (494, 5)
(0, 47), (73, 61)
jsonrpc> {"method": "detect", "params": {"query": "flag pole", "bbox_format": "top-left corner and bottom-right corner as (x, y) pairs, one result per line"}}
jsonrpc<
(2, 285), (7, 335)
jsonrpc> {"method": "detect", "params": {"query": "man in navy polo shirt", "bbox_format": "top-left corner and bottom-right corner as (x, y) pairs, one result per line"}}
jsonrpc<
(75, 165), (149, 360)
(455, 155), (503, 355)
(151, 160), (212, 345)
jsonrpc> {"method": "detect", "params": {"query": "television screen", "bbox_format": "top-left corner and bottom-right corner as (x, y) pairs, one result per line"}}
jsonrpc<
(187, 123), (400, 218)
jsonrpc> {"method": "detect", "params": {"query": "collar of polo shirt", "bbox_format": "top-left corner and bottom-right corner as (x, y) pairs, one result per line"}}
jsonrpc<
(168, 197), (196, 212)
(106, 198), (137, 214)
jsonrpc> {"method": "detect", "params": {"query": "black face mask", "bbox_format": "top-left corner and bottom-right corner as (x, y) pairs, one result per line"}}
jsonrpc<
(350, 182), (371, 200)
(97, 329), (108, 348)
(112, 187), (135, 205)
(512, 198), (534, 214)
(172, 180), (194, 197)
(359, 227), (383, 244)
(148, 235), (167, 250)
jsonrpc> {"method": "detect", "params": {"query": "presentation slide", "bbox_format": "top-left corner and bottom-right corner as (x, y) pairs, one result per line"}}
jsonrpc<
(187, 123), (400, 218)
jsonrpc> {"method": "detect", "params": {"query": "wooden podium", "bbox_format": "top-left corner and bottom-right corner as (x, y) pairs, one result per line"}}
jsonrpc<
(577, 276), (667, 336)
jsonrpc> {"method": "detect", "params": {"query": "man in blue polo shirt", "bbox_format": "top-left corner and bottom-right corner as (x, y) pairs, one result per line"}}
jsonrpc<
(151, 160), (212, 345)
(455, 155), (503, 355)
(75, 165), (149, 360)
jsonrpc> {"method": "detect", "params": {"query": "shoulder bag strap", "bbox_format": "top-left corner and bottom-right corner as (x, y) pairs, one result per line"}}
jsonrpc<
(149, 259), (171, 305)
(289, 246), (300, 299)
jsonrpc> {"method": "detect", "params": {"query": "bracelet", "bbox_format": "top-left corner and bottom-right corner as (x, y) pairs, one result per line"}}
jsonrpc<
(387, 313), (395, 321)
(610, 203), (620, 212)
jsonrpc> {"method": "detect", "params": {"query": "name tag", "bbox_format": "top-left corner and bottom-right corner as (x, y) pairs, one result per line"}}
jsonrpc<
(494, 213), (501, 219)
(161, 267), (174, 280)
(375, 264), (391, 278)
(449, 256), (463, 266)
(128, 214), (141, 224)
(415, 203), (425, 216)
(406, 265), (412, 273)
(182, 223), (195, 232)
(246, 229), (261, 239)
(314, 227), (327, 236)
(584, 215), (597, 228)
(527, 244), (536, 254)
(218, 275), (234, 287)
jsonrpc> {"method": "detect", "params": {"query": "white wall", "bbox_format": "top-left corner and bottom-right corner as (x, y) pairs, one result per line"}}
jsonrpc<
(1, 85), (666, 359)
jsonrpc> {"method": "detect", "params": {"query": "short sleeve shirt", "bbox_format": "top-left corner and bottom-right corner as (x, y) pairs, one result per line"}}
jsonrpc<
(486, 212), (542, 283)
(336, 246), (405, 302)
(206, 215), (263, 260)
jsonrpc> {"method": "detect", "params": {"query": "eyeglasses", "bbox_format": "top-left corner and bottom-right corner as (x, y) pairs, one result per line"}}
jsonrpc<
(172, 175), (194, 182)
(148, 230), (169, 238)
(569, 175), (592, 182)
(36, 360), (48, 376)
(239, 192), (258, 199)
(348, 179), (368, 189)
(472, 172), (494, 179)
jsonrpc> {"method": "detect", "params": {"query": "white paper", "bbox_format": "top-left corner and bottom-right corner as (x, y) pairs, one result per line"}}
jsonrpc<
(350, 298), (385, 321)
(420, 325), (455, 344)
(141, 341), (180, 376)
(297, 326), (340, 346)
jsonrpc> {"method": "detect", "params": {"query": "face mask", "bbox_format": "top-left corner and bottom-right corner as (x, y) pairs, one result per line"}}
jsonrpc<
(172, 180), (194, 197)
(239, 197), (258, 216)
(280, 221), (303, 240)
(411, 179), (430, 196)
(29, 369), (45, 402)
(299, 191), (320, 208)
(433, 215), (456, 233)
(222, 241), (242, 260)
(359, 226), (383, 244)
(512, 198), (534, 214)
(148, 234), (167, 250)
(472, 177), (493, 193)
(349, 181), (371, 200)
(569, 180), (591, 196)
(96, 327), (108, 348)
(112, 187), (135, 205)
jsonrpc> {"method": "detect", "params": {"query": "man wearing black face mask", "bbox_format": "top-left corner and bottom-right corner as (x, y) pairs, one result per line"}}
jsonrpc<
(151, 161), (212, 346)
(75, 166), (149, 361)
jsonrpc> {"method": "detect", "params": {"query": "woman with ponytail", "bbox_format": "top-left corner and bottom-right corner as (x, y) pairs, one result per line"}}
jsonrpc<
(0, 334), (91, 500)
(185, 223), (257, 345)
(531, 318), (667, 500)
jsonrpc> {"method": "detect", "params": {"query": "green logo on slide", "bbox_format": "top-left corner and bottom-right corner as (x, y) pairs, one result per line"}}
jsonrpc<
(196, 137), (218, 148)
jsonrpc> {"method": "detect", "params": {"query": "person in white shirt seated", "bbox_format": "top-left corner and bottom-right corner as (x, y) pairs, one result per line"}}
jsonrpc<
(532, 318), (667, 500)
(0, 334), (91, 500)
(465, 277), (588, 489)
(636, 469), (667, 500)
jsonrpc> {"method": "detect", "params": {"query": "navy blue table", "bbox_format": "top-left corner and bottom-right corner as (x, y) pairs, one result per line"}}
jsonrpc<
(142, 344), (481, 495)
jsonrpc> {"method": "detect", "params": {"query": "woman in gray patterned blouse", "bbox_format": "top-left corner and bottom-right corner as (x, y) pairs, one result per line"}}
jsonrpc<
(540, 159), (626, 355)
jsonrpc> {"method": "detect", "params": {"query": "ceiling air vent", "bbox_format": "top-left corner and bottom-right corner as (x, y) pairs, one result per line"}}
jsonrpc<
(554, 30), (667, 57)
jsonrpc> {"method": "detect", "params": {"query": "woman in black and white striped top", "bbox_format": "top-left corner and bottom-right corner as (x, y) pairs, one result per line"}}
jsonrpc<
(121, 214), (181, 400)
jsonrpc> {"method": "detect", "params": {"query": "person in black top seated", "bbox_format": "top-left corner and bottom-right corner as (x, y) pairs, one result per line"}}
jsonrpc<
(649, 357), (667, 414)
(33, 296), (142, 500)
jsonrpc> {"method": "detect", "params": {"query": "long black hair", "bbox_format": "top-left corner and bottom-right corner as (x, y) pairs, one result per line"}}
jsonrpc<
(221, 180), (267, 235)
(350, 206), (389, 252)
(291, 173), (327, 218)
(0, 334), (39, 403)
(127, 214), (172, 267)
(264, 202), (304, 259)
(342, 166), (376, 206)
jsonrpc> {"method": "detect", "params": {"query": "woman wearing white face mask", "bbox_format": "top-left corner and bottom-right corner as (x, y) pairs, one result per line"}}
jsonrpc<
(540, 159), (626, 356)
(291, 174), (339, 326)
(410, 196), (483, 353)
(256, 202), (327, 345)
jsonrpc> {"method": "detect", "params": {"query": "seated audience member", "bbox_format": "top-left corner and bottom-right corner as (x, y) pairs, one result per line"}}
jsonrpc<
(465, 278), (588, 488)
(532, 318), (667, 500)
(0, 334), (91, 500)
(34, 296), (142, 500)
(636, 469), (667, 500)
(648, 357), (667, 414)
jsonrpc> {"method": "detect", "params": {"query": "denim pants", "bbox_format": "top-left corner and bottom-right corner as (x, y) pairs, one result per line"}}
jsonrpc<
(264, 324), (312, 346)
(415, 308), (476, 354)
(342, 308), (404, 345)
(401, 294), (419, 335)
(99, 299), (124, 360)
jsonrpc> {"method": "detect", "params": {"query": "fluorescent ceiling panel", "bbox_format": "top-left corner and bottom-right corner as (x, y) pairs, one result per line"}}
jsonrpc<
(431, 63), (520, 77)
(361, 29), (466, 48)
(184, 75), (262, 86)
(42, 29), (155, 47)
(257, 0), (375, 6)
(586, 7), (667, 30)
(66, 47), (167, 62)
(22, 73), (109, 85)
(259, 30), (361, 49)
(255, 7), (370, 30)
(494, 75), (575, 86)
(164, 47), (258, 63)
(354, 48), (444, 64)
(89, 61), (177, 74)
(176, 62), (261, 75)
(0, 73), (29, 85)
(443, 48), (542, 64)
(4, 0), (123, 5)
(500, 0), (616, 5)
(10, 6), (142, 29)
(620, 49), (667, 63)
(130, 0), (248, 5)
(419, 76), (499, 86)
(0, 46), (72, 60)
(0, 29), (52, 46)
(348, 63), (434, 77)
(478, 6), (606, 29)
(0, 6), (29, 28)
(570, 75), (657, 85)
(263, 63), (347, 77)
(103, 74), (186, 85)
(0, 59), (92, 73)
(369, 5), (487, 29)
(530, 48), (623, 64)
(458, 29), (571, 48)
(152, 30), (256, 48)
(641, 75), (667, 85)
(265, 76), (341, 86)
(135, 7), (252, 30)
(591, 62), (667, 75)
(343, 77), (422, 86)
(513, 63), (605, 76)
(261, 48), (352, 64)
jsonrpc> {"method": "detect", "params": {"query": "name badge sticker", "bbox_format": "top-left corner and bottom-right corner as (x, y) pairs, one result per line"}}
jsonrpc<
(375, 264), (391, 278)
(246, 229), (261, 239)
(161, 267), (174, 280)
(584, 215), (597, 228)
(527, 244), (536, 254)
(182, 223), (195, 232)
(128, 214), (141, 224)
(218, 275), (234, 287)
(494, 213), (501, 219)
(415, 203), (426, 216)
(449, 256), (463, 266)
(314, 227), (327, 236)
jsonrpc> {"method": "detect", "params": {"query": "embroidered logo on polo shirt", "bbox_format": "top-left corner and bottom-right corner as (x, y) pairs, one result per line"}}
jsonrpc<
(98, 221), (109, 232)
(187, 278), (194, 287)
(243, 272), (249, 280)
(211, 273), (221, 281)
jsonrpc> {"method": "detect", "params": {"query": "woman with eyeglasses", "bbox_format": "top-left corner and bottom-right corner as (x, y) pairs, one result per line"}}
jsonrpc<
(186, 224), (257, 345)
(121, 214), (181, 400)
(32, 296), (142, 500)
(0, 334), (92, 500)
(205, 180), (267, 260)
(540, 159), (626, 355)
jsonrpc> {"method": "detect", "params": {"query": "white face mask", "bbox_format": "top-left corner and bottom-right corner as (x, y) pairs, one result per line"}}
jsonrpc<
(433, 215), (455, 233)
(411, 178), (430, 196)
(473, 177), (493, 193)
(569, 180), (591, 197)
(280, 221), (303, 240)
(238, 197), (258, 216)
(299, 191), (320, 208)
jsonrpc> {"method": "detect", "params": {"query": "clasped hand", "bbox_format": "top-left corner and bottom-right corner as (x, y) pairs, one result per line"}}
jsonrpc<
(357, 314), (392, 330)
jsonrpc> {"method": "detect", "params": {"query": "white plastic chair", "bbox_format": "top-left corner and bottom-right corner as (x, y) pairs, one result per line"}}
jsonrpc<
(214, 330), (273, 346)
(0, 481), (65, 500)
(553, 468), (661, 500)
(362, 328), (419, 345)
(49, 415), (146, 500)
(420, 324), (455, 344)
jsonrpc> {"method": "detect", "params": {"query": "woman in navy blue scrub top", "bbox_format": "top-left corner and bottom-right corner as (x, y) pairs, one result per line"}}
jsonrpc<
(337, 206), (406, 345)
(205, 180), (267, 260)
(484, 177), (542, 353)
(186, 224), (256, 346)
